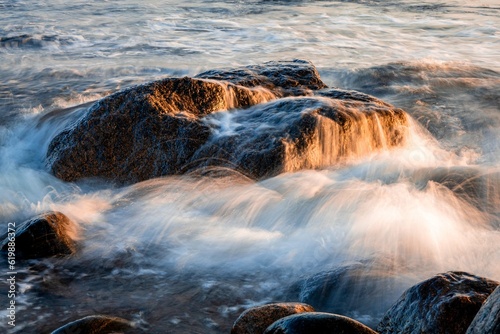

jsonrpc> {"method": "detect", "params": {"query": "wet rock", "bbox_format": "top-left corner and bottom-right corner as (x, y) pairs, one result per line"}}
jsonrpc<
(231, 302), (315, 334)
(51, 315), (134, 334)
(1, 212), (77, 259)
(189, 95), (407, 179)
(286, 262), (410, 328)
(263, 312), (378, 334)
(196, 59), (327, 96)
(47, 60), (408, 184)
(377, 271), (499, 334)
(466, 285), (500, 334)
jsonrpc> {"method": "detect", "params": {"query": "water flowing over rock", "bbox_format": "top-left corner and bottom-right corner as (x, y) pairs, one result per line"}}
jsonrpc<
(46, 60), (409, 184)
(466, 286), (500, 334)
(51, 315), (135, 334)
(263, 312), (378, 334)
(377, 271), (499, 334)
(286, 262), (410, 328)
(1, 212), (77, 259)
(231, 302), (315, 334)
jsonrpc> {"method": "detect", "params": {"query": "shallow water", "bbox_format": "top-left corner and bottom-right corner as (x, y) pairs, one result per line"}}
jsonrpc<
(0, 0), (499, 333)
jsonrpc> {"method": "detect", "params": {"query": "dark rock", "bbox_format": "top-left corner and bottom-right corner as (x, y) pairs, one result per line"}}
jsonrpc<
(377, 271), (499, 334)
(466, 285), (500, 334)
(286, 262), (410, 328)
(1, 212), (77, 259)
(183, 94), (407, 179)
(196, 59), (327, 96)
(263, 312), (378, 334)
(51, 315), (134, 334)
(231, 302), (315, 334)
(46, 60), (409, 184)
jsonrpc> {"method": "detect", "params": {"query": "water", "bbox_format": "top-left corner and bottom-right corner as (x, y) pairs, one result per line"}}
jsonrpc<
(1, 0), (499, 333)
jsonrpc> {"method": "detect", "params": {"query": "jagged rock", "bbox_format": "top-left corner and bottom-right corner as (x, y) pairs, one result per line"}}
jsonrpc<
(377, 271), (499, 334)
(1, 212), (77, 259)
(263, 312), (378, 334)
(47, 60), (408, 184)
(466, 285), (500, 334)
(51, 315), (134, 334)
(286, 262), (410, 328)
(231, 302), (315, 334)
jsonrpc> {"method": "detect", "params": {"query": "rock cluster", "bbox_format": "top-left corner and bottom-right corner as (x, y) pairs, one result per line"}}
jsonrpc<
(46, 60), (408, 184)
(232, 272), (499, 334)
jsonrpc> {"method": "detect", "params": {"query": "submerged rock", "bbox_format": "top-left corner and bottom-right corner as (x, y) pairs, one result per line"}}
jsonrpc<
(47, 60), (409, 184)
(231, 302), (315, 334)
(286, 262), (410, 328)
(263, 312), (378, 334)
(466, 285), (500, 334)
(51, 315), (134, 334)
(377, 271), (499, 334)
(1, 212), (77, 259)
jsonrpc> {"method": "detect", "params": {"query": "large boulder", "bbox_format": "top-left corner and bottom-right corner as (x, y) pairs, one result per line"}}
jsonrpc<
(466, 285), (500, 334)
(377, 271), (499, 334)
(1, 211), (77, 259)
(286, 262), (410, 328)
(231, 302), (315, 334)
(51, 315), (135, 334)
(46, 60), (409, 184)
(263, 312), (378, 334)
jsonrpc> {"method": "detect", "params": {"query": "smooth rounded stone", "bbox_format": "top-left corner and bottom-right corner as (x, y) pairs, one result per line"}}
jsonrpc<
(263, 312), (378, 334)
(1, 212), (77, 259)
(285, 262), (410, 328)
(51, 315), (134, 334)
(377, 271), (499, 334)
(466, 285), (500, 334)
(231, 302), (315, 334)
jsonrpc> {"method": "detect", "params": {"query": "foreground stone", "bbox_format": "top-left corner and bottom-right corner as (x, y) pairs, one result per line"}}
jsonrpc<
(47, 60), (408, 184)
(264, 312), (378, 334)
(1, 212), (77, 259)
(231, 302), (315, 334)
(377, 271), (499, 334)
(51, 315), (134, 334)
(466, 285), (500, 334)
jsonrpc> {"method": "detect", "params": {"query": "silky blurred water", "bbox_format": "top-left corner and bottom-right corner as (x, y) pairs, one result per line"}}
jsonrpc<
(0, 0), (499, 333)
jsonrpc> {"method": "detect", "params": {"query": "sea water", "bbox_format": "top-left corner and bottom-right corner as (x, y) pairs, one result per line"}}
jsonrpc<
(0, 0), (499, 332)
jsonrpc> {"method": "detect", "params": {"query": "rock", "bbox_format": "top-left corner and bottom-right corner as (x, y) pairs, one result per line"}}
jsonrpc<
(51, 315), (134, 334)
(377, 271), (499, 334)
(1, 212), (77, 259)
(231, 302), (315, 334)
(47, 60), (409, 184)
(466, 285), (500, 334)
(196, 59), (327, 96)
(263, 312), (378, 334)
(286, 262), (410, 328)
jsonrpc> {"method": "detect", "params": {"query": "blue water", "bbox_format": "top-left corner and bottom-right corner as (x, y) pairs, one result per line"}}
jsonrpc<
(0, 0), (499, 333)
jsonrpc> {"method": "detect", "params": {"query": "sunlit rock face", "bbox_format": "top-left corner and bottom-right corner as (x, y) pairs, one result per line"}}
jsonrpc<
(46, 60), (408, 184)
(1, 211), (78, 259)
(377, 271), (499, 334)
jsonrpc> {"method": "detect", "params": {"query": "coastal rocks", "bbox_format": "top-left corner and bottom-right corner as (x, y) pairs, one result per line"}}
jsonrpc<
(466, 286), (500, 334)
(231, 302), (315, 334)
(51, 315), (135, 334)
(286, 262), (409, 328)
(263, 312), (378, 334)
(1, 212), (77, 259)
(46, 60), (409, 184)
(377, 271), (499, 334)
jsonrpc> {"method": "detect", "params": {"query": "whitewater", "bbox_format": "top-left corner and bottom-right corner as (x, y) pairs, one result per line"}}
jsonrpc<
(0, 0), (499, 333)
